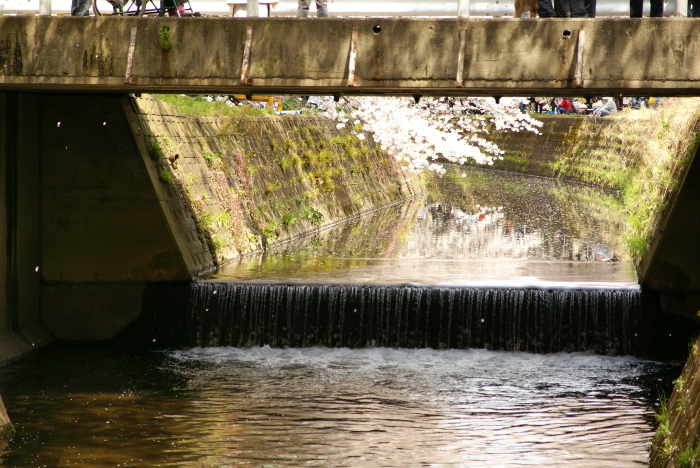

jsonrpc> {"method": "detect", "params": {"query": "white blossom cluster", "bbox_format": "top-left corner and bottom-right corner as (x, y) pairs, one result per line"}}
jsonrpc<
(318, 96), (543, 175)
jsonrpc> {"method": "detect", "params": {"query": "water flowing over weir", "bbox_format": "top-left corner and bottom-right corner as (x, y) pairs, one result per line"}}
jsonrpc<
(139, 283), (653, 356)
(126, 167), (691, 358)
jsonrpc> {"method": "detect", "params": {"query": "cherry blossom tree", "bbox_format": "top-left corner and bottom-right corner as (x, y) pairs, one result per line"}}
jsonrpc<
(319, 96), (543, 175)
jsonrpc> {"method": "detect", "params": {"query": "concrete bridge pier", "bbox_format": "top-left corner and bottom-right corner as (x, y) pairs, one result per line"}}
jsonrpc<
(639, 135), (700, 325)
(0, 91), (209, 359)
(0, 92), (53, 360)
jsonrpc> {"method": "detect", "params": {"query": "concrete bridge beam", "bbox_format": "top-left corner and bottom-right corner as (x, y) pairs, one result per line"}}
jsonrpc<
(2, 17), (700, 97)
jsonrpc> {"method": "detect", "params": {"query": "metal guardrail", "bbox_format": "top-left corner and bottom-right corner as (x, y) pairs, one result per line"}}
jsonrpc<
(0, 0), (683, 17)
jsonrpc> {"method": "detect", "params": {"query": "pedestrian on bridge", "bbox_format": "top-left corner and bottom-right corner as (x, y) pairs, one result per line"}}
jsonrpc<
(538, 0), (588, 17)
(71, 0), (92, 15)
(297, 0), (328, 17)
(630, 0), (663, 17)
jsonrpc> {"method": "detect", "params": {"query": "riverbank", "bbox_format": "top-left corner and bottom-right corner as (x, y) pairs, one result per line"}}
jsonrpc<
(461, 99), (700, 268)
(134, 95), (422, 269)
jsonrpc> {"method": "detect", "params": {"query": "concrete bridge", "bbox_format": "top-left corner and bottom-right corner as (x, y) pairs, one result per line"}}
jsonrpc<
(3, 16), (700, 97)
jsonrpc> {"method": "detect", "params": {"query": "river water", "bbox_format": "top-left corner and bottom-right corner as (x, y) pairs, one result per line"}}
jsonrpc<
(0, 167), (682, 467)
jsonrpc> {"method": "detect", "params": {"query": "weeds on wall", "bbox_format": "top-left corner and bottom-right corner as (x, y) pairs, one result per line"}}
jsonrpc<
(158, 26), (172, 51)
(159, 170), (174, 185)
(149, 140), (164, 160)
(650, 338), (700, 468)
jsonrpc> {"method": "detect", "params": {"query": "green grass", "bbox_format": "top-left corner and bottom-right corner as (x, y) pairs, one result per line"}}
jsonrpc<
(149, 141), (164, 160)
(159, 170), (174, 184)
(154, 94), (274, 117)
(158, 26), (172, 51)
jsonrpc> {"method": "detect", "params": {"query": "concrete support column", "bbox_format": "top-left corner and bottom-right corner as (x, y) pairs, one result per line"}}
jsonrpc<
(0, 92), (52, 362)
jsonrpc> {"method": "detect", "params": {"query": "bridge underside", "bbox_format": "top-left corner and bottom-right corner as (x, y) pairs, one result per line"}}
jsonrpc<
(2, 17), (700, 97)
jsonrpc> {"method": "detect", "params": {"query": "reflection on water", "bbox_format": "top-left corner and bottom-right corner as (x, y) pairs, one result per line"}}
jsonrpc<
(0, 344), (681, 467)
(211, 167), (635, 287)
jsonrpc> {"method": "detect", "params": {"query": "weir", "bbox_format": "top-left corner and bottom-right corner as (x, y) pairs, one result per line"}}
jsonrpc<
(138, 283), (660, 356)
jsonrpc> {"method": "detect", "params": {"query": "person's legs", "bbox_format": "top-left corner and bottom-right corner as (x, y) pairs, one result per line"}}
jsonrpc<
(584, 0), (596, 17)
(629, 0), (643, 17)
(297, 0), (311, 17)
(568, 0), (588, 16)
(553, 0), (570, 16)
(537, 0), (555, 17)
(316, 0), (328, 16)
(71, 0), (91, 16)
(650, 0), (663, 16)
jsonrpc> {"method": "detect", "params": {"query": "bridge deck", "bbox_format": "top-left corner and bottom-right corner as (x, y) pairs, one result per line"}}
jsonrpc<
(1, 16), (699, 96)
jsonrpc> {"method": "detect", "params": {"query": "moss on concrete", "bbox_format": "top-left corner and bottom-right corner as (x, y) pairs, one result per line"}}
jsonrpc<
(133, 95), (421, 269)
(650, 336), (700, 468)
(0, 422), (14, 440)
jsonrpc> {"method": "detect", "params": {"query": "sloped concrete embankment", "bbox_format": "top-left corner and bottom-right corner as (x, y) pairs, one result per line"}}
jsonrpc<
(131, 95), (420, 268)
(650, 336), (700, 467)
(457, 116), (593, 177)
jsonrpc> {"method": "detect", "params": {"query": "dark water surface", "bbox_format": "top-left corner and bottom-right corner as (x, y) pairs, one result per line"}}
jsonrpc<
(0, 167), (682, 466)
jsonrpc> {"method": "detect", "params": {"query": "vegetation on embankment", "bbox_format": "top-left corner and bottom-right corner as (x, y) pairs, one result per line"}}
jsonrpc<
(147, 94), (700, 272)
(136, 94), (421, 268)
(557, 98), (700, 266)
(650, 336), (700, 468)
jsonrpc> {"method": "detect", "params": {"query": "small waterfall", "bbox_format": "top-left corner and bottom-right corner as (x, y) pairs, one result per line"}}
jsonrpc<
(136, 282), (658, 356)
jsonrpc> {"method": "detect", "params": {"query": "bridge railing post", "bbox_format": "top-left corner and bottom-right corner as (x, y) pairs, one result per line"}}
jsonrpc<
(676, 0), (688, 15)
(247, 0), (259, 17)
(39, 0), (51, 15)
(457, 0), (470, 17)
